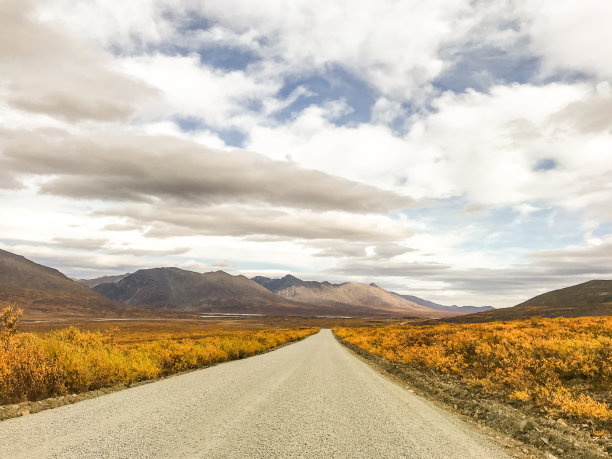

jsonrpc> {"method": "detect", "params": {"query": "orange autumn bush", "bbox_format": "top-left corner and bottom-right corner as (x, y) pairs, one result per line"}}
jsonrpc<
(335, 317), (612, 420)
(0, 312), (318, 404)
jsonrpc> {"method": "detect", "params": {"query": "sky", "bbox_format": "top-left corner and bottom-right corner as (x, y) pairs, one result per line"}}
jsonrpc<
(1, 0), (611, 308)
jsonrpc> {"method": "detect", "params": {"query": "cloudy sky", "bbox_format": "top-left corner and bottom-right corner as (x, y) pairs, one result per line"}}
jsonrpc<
(1, 0), (611, 307)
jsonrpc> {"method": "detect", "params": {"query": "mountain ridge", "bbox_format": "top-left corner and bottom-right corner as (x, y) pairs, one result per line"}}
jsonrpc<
(5, 247), (609, 321)
(252, 274), (458, 318)
(92, 268), (409, 317)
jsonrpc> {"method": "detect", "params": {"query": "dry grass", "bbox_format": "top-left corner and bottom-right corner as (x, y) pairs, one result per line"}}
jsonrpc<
(334, 316), (612, 421)
(0, 306), (318, 405)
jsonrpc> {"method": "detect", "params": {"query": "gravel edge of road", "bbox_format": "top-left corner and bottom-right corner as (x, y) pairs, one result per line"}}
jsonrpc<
(333, 332), (610, 459)
(0, 331), (318, 422)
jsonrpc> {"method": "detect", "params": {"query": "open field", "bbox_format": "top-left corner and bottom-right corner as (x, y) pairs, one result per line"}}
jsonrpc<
(18, 316), (399, 345)
(0, 308), (319, 405)
(334, 316), (612, 429)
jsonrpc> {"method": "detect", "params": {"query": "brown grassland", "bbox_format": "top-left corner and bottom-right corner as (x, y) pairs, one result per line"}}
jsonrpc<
(0, 306), (318, 405)
(334, 316), (612, 425)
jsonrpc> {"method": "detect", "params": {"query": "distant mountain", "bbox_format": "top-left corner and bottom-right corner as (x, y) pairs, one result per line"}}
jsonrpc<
(77, 274), (129, 288)
(0, 249), (148, 320)
(394, 294), (494, 314)
(440, 280), (612, 323)
(95, 268), (283, 313)
(252, 274), (458, 318)
(93, 268), (391, 316)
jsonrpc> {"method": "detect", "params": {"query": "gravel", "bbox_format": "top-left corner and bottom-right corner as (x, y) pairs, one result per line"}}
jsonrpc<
(0, 329), (511, 458)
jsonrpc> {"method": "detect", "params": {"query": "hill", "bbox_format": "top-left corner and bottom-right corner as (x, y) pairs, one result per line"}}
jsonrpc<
(515, 279), (612, 316)
(252, 274), (457, 318)
(395, 294), (494, 314)
(439, 279), (612, 323)
(0, 249), (148, 320)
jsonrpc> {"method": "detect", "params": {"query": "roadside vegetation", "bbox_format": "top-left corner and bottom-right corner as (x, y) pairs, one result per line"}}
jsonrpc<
(334, 317), (611, 423)
(0, 305), (318, 404)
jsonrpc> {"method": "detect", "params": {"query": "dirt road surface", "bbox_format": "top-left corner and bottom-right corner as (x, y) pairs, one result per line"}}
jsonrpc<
(0, 329), (511, 458)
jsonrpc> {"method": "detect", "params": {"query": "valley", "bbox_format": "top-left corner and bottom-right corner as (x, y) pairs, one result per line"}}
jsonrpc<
(1, 247), (610, 458)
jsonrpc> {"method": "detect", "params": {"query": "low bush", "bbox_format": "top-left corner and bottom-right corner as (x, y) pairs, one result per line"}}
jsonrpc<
(0, 314), (317, 404)
(334, 317), (611, 421)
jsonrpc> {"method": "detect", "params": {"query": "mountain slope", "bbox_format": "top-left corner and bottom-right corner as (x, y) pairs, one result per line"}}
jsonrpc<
(0, 249), (145, 319)
(253, 275), (457, 318)
(440, 279), (612, 323)
(395, 294), (494, 314)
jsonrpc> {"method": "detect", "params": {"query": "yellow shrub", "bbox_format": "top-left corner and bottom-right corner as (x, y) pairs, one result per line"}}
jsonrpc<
(509, 390), (530, 402)
(0, 326), (318, 404)
(335, 317), (612, 421)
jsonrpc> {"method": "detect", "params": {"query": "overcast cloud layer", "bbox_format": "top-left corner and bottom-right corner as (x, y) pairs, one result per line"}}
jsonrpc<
(1, 0), (611, 307)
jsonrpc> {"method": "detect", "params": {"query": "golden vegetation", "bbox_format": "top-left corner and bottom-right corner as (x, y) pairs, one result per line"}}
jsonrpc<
(0, 306), (318, 404)
(1, 305), (22, 340)
(19, 316), (397, 344)
(335, 317), (612, 421)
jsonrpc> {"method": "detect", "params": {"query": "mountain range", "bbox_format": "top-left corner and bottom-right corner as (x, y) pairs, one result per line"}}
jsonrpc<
(93, 268), (328, 316)
(1, 248), (610, 321)
(92, 269), (454, 318)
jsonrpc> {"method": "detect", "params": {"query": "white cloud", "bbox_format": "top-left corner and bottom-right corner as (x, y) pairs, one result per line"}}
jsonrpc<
(35, 0), (173, 50)
(32, 0), (487, 100)
(249, 82), (612, 227)
(0, 1), (157, 122)
(248, 104), (410, 188)
(28, 0), (612, 102)
(120, 53), (280, 130)
(191, 0), (484, 99)
(518, 0), (612, 80)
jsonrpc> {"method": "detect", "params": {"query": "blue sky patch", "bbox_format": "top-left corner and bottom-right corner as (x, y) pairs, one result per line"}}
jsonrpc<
(434, 44), (540, 93)
(592, 221), (612, 239)
(275, 66), (377, 125)
(196, 45), (260, 71)
(175, 116), (202, 132)
(174, 117), (248, 147)
(400, 199), (584, 262)
(533, 158), (558, 171)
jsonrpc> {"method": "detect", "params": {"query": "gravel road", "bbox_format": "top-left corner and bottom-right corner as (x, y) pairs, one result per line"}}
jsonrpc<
(0, 329), (511, 458)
